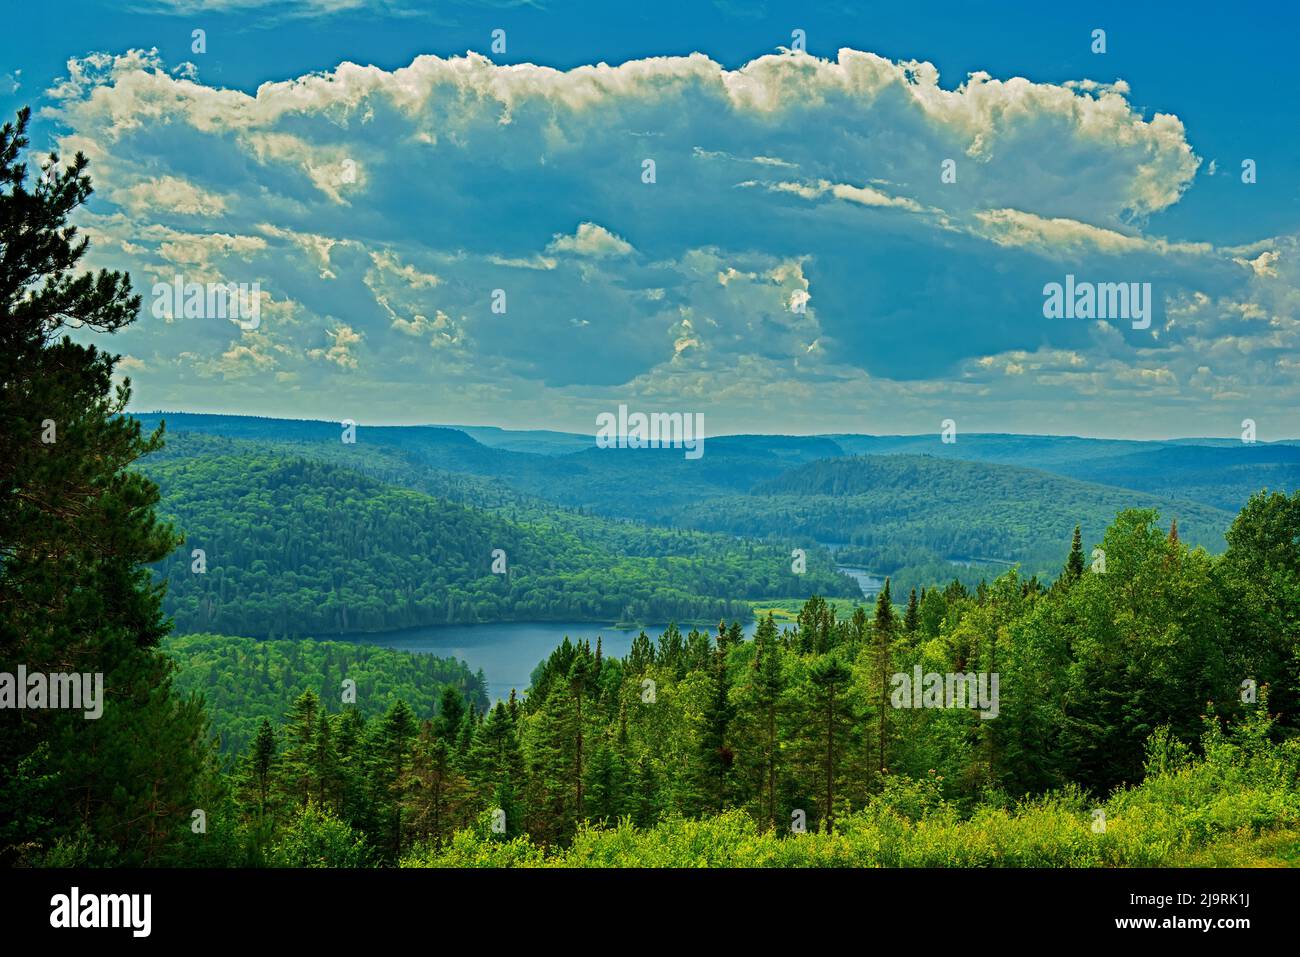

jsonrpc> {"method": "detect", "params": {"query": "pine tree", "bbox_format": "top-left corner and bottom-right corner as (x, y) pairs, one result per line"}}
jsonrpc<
(0, 107), (210, 864)
(657, 623), (685, 677)
(626, 630), (655, 673)
(797, 595), (834, 654)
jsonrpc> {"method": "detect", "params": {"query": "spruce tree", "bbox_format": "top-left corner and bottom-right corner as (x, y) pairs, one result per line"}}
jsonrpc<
(807, 655), (853, 828)
(904, 588), (920, 635)
(690, 646), (735, 814)
(252, 718), (277, 818)
(435, 684), (466, 741)
(567, 643), (595, 819)
(752, 614), (785, 828)
(406, 722), (466, 849)
(282, 689), (321, 806)
(872, 579), (896, 773)
(371, 699), (416, 859)
(1065, 524), (1085, 582)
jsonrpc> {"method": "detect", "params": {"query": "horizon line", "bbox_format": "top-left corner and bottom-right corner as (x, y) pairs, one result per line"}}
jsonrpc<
(125, 409), (1300, 446)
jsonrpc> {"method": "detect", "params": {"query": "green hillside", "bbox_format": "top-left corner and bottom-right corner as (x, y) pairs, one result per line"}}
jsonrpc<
(144, 446), (857, 636)
(165, 634), (488, 756)
(669, 454), (1235, 591)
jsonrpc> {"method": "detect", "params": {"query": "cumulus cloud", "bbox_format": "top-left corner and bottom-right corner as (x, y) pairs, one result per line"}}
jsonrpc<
(308, 323), (363, 369)
(547, 222), (635, 258)
(41, 45), (1297, 434)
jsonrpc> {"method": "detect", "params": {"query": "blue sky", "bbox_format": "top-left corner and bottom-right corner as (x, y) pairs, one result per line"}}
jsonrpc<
(4, 0), (1298, 438)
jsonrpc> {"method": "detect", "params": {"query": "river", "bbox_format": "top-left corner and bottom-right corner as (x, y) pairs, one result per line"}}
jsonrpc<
(836, 566), (884, 598)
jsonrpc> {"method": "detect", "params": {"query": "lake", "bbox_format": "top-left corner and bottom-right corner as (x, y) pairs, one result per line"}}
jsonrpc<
(345, 568), (882, 702)
(346, 619), (761, 703)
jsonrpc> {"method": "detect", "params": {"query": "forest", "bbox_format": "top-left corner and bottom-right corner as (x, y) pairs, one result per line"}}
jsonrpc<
(143, 443), (855, 635)
(12, 497), (1300, 867)
(134, 418), (1260, 608)
(163, 634), (489, 756)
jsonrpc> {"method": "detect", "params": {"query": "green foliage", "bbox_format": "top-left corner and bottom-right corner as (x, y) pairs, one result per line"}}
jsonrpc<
(142, 442), (855, 635)
(402, 720), (1300, 867)
(268, 802), (374, 868)
(676, 455), (1233, 594)
(0, 107), (213, 866)
(163, 633), (486, 755)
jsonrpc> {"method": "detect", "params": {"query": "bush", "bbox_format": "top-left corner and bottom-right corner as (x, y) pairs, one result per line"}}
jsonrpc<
(268, 802), (373, 868)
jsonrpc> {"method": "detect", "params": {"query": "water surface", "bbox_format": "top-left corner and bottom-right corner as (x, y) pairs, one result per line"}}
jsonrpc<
(348, 619), (759, 702)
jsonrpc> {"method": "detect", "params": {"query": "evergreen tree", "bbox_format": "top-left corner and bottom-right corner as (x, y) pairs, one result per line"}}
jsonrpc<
(904, 588), (920, 635)
(690, 646), (735, 814)
(1064, 524), (1085, 583)
(751, 614), (785, 828)
(0, 106), (210, 865)
(252, 719), (276, 818)
(435, 685), (466, 741)
(406, 722), (467, 849)
(371, 700), (416, 859)
(806, 655), (853, 829)
(568, 642), (596, 819)
(468, 700), (524, 831)
(626, 630), (655, 673)
(872, 579), (897, 773)
(281, 690), (320, 807)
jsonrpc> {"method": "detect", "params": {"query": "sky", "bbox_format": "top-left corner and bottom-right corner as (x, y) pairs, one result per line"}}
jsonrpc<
(4, 0), (1298, 439)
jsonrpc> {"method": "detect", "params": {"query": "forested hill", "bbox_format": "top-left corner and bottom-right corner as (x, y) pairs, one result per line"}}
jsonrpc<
(164, 634), (488, 756)
(133, 413), (1299, 516)
(668, 454), (1235, 593)
(143, 446), (856, 636)
(827, 433), (1300, 512)
(130, 413), (1288, 605)
(753, 454), (1234, 546)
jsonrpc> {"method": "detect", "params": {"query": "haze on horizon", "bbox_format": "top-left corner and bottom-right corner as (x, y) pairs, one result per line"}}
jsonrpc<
(126, 407), (1299, 447)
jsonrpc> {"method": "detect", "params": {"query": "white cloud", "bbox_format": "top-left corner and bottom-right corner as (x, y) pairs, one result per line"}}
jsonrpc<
(546, 222), (634, 258)
(42, 45), (1295, 435)
(308, 323), (363, 368)
(117, 175), (228, 216)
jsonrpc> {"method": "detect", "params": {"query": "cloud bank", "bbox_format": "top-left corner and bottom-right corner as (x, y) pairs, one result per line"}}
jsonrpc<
(42, 46), (1296, 437)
